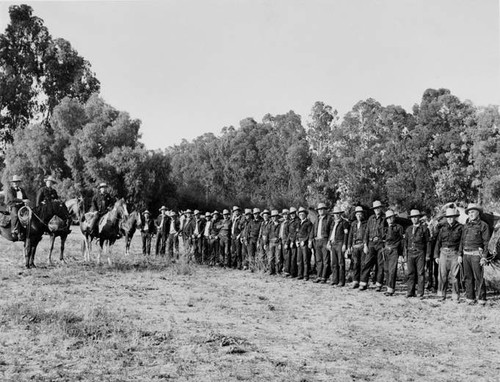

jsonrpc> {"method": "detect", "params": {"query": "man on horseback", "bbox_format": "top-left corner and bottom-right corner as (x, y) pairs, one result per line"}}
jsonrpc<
(35, 175), (71, 233)
(90, 183), (115, 236)
(6, 175), (29, 241)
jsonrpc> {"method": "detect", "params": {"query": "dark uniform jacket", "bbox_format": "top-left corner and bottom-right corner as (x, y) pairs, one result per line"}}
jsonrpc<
(296, 218), (313, 243)
(279, 219), (291, 245)
(231, 215), (245, 239)
(6, 186), (27, 208)
(208, 217), (221, 238)
(141, 216), (156, 234)
(287, 217), (300, 245)
(156, 214), (170, 236)
(404, 224), (431, 258)
(329, 218), (350, 246)
(216, 218), (232, 240)
(259, 220), (271, 244)
(91, 192), (115, 215)
(245, 217), (263, 243)
(364, 214), (386, 246)
(267, 221), (282, 244)
(312, 215), (333, 240)
(459, 219), (491, 255)
(348, 219), (367, 248)
(36, 186), (59, 206)
(190, 218), (206, 238)
(384, 223), (404, 249)
(434, 221), (463, 258)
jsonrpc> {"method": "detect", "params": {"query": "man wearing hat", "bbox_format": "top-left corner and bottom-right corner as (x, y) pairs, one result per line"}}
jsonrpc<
(265, 210), (282, 275)
(35, 175), (71, 230)
(434, 207), (463, 302)
(155, 206), (169, 255)
(90, 182), (115, 236)
(5, 175), (29, 241)
(360, 200), (386, 291)
(328, 206), (350, 286)
(313, 203), (333, 283)
(279, 209), (292, 277)
(347, 206), (367, 288)
(258, 209), (272, 272)
(459, 203), (491, 305)
(180, 209), (194, 254)
(239, 209), (252, 269)
(231, 206), (244, 269)
(166, 210), (181, 261)
(202, 211), (213, 264)
(296, 207), (313, 281)
(243, 208), (263, 272)
(206, 211), (222, 266)
(140, 210), (156, 256)
(188, 210), (206, 263)
(286, 207), (300, 277)
(382, 210), (405, 296)
(403, 209), (430, 298)
(216, 209), (232, 267)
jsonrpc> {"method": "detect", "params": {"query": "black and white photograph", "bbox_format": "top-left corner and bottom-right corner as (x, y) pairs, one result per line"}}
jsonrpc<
(0, 0), (499, 380)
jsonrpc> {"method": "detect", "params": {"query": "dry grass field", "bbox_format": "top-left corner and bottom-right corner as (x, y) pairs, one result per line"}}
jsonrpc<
(1, 231), (500, 381)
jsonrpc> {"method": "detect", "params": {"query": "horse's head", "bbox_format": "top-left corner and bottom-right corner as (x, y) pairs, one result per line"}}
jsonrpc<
(114, 198), (129, 220)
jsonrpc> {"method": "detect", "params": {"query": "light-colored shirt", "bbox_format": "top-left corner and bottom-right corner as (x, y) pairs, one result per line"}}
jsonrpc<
(316, 216), (324, 239)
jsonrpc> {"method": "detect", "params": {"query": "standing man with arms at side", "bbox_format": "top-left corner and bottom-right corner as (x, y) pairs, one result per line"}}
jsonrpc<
(434, 207), (463, 302)
(313, 203), (333, 284)
(459, 203), (491, 305)
(403, 209), (430, 298)
(296, 207), (313, 281)
(279, 209), (291, 276)
(359, 200), (386, 291)
(231, 206), (244, 269)
(155, 206), (169, 256)
(166, 210), (181, 262)
(287, 207), (300, 278)
(244, 208), (263, 272)
(140, 210), (156, 256)
(347, 206), (367, 288)
(328, 206), (350, 287)
(382, 210), (405, 296)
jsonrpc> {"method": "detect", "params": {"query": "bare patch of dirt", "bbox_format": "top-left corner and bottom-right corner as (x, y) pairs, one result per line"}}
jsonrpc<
(0, 231), (499, 381)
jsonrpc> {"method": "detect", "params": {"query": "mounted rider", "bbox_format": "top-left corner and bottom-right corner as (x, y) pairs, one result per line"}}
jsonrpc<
(35, 175), (71, 232)
(90, 183), (116, 236)
(5, 175), (29, 241)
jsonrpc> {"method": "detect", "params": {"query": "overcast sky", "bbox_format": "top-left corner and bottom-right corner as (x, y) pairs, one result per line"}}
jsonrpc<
(1, 0), (499, 150)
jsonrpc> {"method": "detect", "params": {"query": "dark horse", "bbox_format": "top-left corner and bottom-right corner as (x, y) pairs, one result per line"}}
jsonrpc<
(80, 199), (128, 265)
(0, 205), (45, 268)
(39, 200), (72, 265)
(120, 209), (142, 256)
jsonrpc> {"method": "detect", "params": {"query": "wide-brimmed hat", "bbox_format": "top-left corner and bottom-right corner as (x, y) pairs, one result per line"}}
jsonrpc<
(282, 209), (289, 215)
(253, 208), (261, 214)
(465, 203), (482, 214)
(185, 209), (193, 214)
(232, 206), (241, 212)
(159, 206), (167, 211)
(261, 209), (270, 216)
(143, 210), (150, 215)
(222, 209), (230, 215)
(372, 200), (383, 209)
(444, 208), (460, 218)
(289, 207), (297, 214)
(205, 212), (211, 217)
(98, 182), (108, 189)
(44, 175), (57, 183)
(354, 206), (364, 213)
(409, 209), (422, 218)
(316, 203), (328, 210)
(385, 210), (396, 219)
(11, 175), (22, 182)
(244, 208), (252, 215)
(212, 210), (220, 216)
(332, 206), (344, 214)
(194, 209), (201, 215)
(270, 209), (280, 217)
(298, 207), (308, 214)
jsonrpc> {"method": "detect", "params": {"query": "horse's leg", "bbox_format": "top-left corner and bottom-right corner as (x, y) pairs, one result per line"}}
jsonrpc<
(30, 243), (38, 268)
(125, 235), (130, 256)
(48, 234), (56, 266)
(60, 234), (67, 263)
(97, 238), (103, 265)
(24, 238), (31, 269)
(107, 241), (112, 266)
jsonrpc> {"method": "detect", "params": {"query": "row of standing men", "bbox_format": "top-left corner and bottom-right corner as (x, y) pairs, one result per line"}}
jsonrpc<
(138, 200), (492, 305)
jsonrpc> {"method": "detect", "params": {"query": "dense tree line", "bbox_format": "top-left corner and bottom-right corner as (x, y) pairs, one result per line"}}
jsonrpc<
(170, 90), (500, 213)
(2, 5), (500, 215)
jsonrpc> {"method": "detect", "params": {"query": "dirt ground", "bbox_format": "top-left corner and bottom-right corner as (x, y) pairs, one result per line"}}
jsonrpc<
(1, 231), (500, 381)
